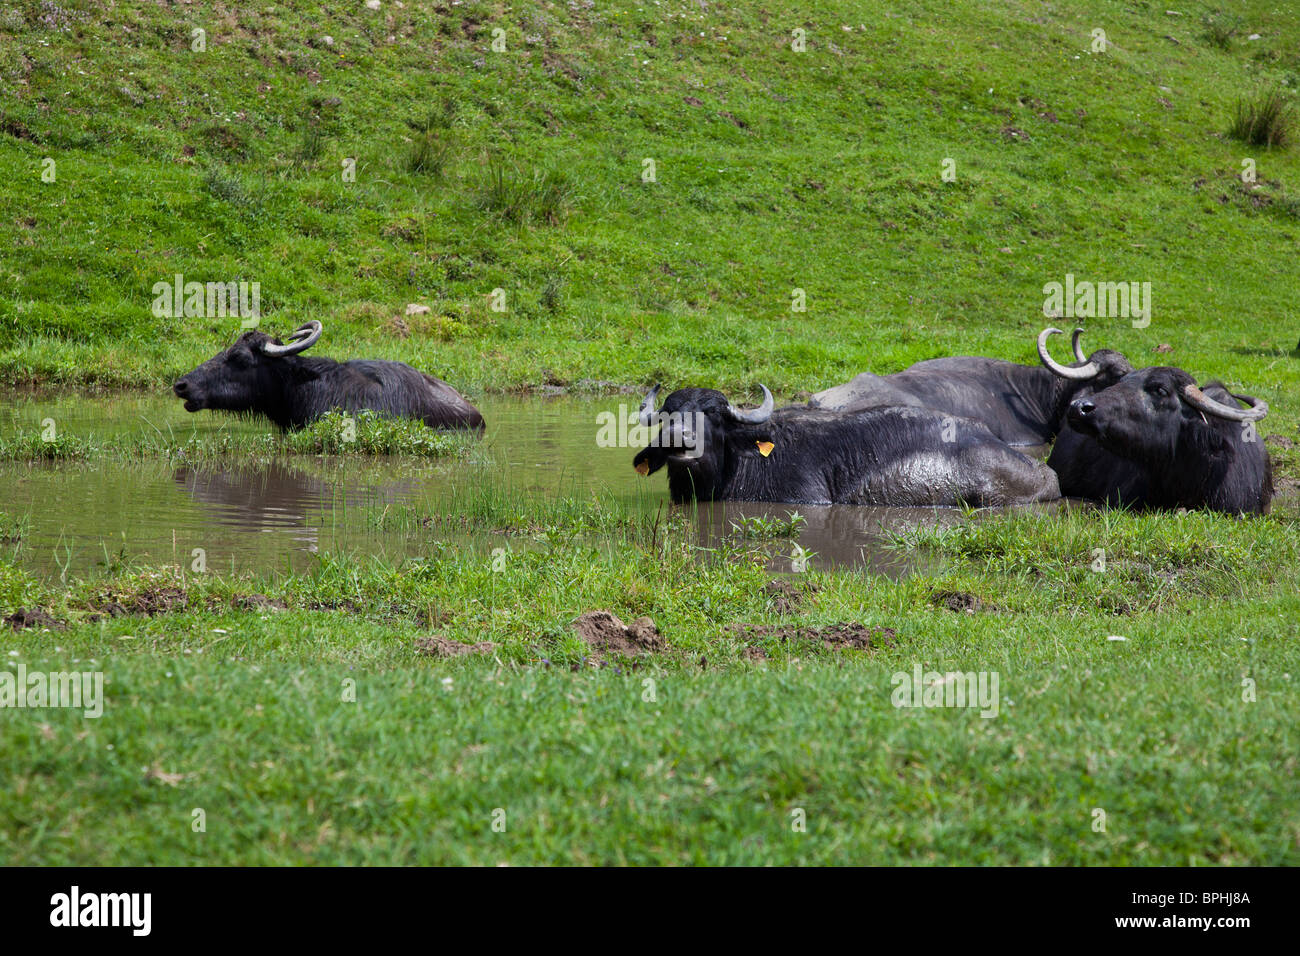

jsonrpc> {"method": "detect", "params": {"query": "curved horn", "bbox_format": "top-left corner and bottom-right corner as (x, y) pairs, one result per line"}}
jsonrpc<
(1070, 327), (1088, 363)
(261, 320), (322, 357)
(1180, 385), (1268, 422)
(726, 384), (774, 424)
(637, 384), (661, 426)
(1038, 327), (1099, 380)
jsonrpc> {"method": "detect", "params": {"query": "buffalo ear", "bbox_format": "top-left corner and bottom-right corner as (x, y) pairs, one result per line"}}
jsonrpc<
(289, 363), (322, 384)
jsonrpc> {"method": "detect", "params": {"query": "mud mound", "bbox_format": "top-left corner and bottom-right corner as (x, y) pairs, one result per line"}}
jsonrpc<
(932, 591), (995, 613)
(763, 579), (817, 615)
(415, 636), (497, 658)
(89, 586), (189, 618)
(733, 622), (896, 652)
(5, 607), (64, 631)
(233, 594), (288, 612)
(573, 611), (664, 658)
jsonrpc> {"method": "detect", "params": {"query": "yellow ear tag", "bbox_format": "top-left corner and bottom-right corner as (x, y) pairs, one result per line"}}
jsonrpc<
(635, 461), (650, 475)
(756, 441), (774, 457)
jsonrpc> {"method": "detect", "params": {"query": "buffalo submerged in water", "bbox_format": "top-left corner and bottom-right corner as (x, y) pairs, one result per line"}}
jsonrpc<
(631, 384), (1060, 507)
(811, 326), (1274, 514)
(172, 321), (484, 432)
(1048, 365), (1272, 514)
(809, 327), (1134, 447)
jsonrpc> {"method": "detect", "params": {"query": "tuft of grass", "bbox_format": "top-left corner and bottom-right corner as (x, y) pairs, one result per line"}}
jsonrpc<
(1203, 16), (1239, 52)
(0, 511), (27, 544)
(0, 411), (469, 463)
(405, 99), (458, 176)
(476, 156), (574, 225)
(293, 124), (325, 167)
(406, 131), (452, 176)
(540, 272), (565, 314)
(203, 165), (252, 206)
(285, 409), (466, 456)
(731, 511), (807, 539)
(1228, 88), (1295, 148)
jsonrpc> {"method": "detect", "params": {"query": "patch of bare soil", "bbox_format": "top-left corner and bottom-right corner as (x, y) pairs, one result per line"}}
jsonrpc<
(88, 586), (189, 618)
(763, 578), (817, 615)
(573, 611), (664, 658)
(931, 590), (997, 613)
(232, 594), (287, 612)
(5, 607), (64, 631)
(415, 636), (497, 658)
(732, 622), (896, 652)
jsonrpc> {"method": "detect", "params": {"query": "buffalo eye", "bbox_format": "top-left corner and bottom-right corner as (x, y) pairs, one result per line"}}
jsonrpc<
(1146, 383), (1170, 398)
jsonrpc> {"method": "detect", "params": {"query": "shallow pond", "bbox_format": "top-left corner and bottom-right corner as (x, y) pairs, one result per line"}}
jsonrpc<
(0, 390), (1051, 580)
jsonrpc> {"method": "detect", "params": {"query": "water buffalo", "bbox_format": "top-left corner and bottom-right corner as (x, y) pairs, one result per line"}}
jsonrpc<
(809, 328), (1134, 446)
(1048, 367), (1272, 514)
(632, 385), (1060, 507)
(172, 321), (484, 431)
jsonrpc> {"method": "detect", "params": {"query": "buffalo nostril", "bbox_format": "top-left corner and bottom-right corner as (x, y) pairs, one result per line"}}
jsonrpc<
(173, 380), (189, 396)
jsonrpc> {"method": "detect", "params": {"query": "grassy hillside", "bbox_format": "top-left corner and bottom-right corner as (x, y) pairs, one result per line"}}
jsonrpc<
(1, 0), (1298, 403)
(2, 1), (1300, 865)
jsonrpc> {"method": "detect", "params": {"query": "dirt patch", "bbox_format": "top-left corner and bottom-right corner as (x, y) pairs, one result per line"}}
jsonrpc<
(0, 117), (34, 141)
(415, 636), (497, 658)
(573, 611), (665, 658)
(306, 599), (362, 613)
(1265, 434), (1295, 450)
(88, 586), (189, 618)
(5, 607), (64, 631)
(733, 622), (896, 652)
(232, 594), (287, 612)
(763, 578), (817, 615)
(931, 590), (996, 613)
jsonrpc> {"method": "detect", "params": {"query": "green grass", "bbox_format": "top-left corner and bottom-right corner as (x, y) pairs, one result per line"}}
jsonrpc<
(2, 0), (1299, 398)
(1229, 87), (1296, 148)
(3, 0), (1300, 864)
(0, 409), (473, 462)
(2, 502), (1298, 864)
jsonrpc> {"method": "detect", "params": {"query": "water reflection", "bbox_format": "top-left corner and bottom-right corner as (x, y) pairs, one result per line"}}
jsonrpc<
(0, 390), (1064, 580)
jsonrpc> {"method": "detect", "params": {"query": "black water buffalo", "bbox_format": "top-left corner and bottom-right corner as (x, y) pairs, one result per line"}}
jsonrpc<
(631, 385), (1060, 507)
(1048, 367), (1272, 514)
(809, 328), (1134, 446)
(172, 321), (484, 431)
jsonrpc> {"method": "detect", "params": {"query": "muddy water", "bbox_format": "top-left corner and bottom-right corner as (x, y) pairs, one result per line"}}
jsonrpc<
(0, 391), (1036, 580)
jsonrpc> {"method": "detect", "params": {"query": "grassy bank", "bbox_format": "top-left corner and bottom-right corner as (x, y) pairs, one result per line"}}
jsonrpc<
(2, 503), (1299, 864)
(1, 0), (1298, 407)
(3, 0), (1300, 865)
(0, 409), (472, 462)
